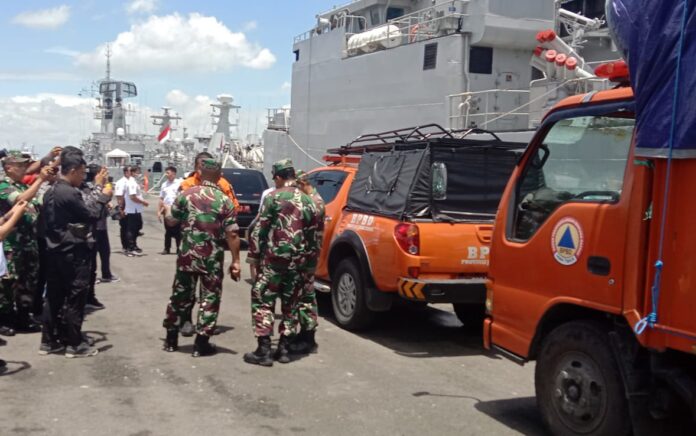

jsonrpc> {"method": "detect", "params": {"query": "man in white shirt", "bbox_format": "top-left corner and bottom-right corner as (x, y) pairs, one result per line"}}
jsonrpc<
(113, 166), (131, 251)
(157, 166), (182, 255)
(124, 166), (149, 256)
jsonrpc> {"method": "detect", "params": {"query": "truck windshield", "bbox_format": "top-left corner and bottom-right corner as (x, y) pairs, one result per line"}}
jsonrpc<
(512, 114), (635, 240)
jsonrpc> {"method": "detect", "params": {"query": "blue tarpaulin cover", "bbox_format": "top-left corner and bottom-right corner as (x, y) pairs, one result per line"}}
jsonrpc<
(607, 0), (696, 158)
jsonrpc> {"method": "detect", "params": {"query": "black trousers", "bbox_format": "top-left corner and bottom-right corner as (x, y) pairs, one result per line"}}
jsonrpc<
(164, 223), (181, 253)
(126, 213), (143, 251)
(42, 248), (91, 347)
(95, 229), (112, 278)
(119, 217), (128, 250)
(34, 237), (48, 315)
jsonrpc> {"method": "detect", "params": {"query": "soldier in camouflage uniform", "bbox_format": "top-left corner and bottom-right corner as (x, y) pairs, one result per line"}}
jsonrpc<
(0, 152), (53, 335)
(243, 159), (320, 366)
(289, 170), (325, 355)
(162, 159), (241, 357)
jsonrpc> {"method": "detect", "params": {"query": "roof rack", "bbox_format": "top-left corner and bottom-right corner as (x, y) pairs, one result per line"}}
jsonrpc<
(327, 124), (502, 155)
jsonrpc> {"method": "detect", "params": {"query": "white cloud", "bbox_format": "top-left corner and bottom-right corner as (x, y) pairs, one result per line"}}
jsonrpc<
(241, 20), (257, 31)
(75, 13), (276, 74)
(45, 46), (80, 57)
(0, 71), (81, 81)
(126, 0), (158, 15)
(281, 81), (291, 92)
(0, 94), (97, 152)
(12, 5), (71, 29)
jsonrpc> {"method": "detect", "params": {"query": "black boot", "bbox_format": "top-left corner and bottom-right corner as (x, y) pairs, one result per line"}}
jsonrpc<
(15, 309), (41, 333)
(274, 335), (291, 364)
(243, 336), (273, 366)
(192, 334), (216, 357)
(163, 329), (178, 352)
(289, 330), (318, 355)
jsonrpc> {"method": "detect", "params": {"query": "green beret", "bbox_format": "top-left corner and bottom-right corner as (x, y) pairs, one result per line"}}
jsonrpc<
(272, 158), (294, 175)
(200, 158), (221, 171)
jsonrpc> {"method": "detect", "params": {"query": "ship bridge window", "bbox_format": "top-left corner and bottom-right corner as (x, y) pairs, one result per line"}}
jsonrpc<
(469, 46), (493, 75)
(423, 43), (438, 70)
(370, 7), (381, 26)
(386, 7), (405, 21)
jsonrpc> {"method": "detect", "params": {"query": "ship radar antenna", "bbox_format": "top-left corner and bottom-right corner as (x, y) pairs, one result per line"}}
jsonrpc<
(105, 43), (112, 81)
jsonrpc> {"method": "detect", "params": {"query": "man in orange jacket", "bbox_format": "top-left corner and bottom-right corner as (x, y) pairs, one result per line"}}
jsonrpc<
(180, 152), (239, 210)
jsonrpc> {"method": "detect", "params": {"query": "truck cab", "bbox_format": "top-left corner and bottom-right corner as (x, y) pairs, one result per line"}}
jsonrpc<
(484, 87), (696, 434)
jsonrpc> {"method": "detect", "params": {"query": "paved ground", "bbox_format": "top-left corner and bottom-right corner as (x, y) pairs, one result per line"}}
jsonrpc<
(0, 207), (546, 436)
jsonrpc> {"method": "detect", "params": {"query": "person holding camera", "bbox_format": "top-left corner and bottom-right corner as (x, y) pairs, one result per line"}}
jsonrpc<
(0, 151), (54, 336)
(41, 150), (111, 358)
(81, 164), (117, 311)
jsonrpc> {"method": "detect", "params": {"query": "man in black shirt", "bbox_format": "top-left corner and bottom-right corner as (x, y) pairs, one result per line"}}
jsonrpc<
(40, 151), (111, 358)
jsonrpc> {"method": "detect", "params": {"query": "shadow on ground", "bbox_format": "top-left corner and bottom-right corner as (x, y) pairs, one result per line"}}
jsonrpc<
(0, 360), (31, 377)
(317, 293), (497, 359)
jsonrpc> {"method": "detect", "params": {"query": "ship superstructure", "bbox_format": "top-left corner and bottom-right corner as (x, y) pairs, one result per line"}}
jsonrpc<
(263, 0), (618, 174)
(80, 47), (199, 175)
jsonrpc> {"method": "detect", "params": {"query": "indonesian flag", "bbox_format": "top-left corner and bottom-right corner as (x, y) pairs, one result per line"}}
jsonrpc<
(158, 125), (171, 143)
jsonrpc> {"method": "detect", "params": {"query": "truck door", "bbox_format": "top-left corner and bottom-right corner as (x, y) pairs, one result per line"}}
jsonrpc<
(308, 169), (351, 278)
(492, 105), (635, 350)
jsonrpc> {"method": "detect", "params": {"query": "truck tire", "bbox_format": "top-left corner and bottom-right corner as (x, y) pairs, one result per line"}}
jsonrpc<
(452, 303), (485, 331)
(535, 320), (630, 436)
(331, 258), (376, 331)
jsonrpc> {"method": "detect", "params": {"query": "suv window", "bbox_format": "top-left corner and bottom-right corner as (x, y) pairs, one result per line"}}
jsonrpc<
(308, 170), (348, 204)
(511, 114), (634, 240)
(222, 170), (268, 200)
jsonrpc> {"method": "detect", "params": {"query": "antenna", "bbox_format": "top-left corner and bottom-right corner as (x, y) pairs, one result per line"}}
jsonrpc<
(105, 43), (112, 80)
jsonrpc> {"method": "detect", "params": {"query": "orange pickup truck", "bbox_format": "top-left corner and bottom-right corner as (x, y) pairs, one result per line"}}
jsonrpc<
(307, 125), (526, 330)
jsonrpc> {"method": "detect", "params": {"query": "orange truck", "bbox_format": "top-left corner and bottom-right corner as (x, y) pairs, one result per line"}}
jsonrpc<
(307, 125), (527, 330)
(483, 85), (696, 434)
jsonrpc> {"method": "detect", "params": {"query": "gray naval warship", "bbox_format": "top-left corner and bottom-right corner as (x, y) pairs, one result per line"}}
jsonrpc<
(263, 0), (618, 174)
(80, 48), (261, 184)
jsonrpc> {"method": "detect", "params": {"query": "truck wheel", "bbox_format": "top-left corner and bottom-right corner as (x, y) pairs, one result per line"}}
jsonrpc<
(331, 258), (376, 331)
(535, 321), (630, 436)
(452, 303), (485, 331)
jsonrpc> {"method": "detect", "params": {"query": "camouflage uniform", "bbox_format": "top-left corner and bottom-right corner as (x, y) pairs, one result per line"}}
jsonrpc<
(247, 161), (319, 338)
(295, 171), (325, 333)
(162, 180), (237, 336)
(0, 176), (41, 323)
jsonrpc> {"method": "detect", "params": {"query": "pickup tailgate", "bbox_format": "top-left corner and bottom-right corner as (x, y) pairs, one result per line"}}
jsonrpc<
(417, 221), (493, 275)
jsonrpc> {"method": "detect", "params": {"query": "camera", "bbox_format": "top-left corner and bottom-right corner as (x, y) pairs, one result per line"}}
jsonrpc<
(109, 204), (122, 221)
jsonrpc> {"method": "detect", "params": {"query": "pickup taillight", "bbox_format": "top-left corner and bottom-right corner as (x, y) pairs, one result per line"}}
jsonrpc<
(394, 223), (420, 255)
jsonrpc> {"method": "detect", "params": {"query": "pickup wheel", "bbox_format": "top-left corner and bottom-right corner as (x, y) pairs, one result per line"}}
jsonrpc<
(535, 321), (630, 436)
(452, 303), (485, 331)
(331, 258), (376, 331)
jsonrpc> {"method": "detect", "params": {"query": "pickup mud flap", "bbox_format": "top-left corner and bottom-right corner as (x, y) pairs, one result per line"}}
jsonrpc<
(397, 278), (487, 304)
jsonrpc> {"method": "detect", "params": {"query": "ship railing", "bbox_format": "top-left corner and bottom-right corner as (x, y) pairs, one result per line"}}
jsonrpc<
(448, 89), (531, 131)
(266, 108), (290, 132)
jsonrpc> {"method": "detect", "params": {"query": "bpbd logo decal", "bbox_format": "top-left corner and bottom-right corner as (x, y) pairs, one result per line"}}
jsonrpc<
(551, 217), (584, 266)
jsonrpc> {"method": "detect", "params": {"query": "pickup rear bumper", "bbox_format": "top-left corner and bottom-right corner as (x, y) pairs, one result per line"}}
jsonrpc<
(397, 277), (487, 304)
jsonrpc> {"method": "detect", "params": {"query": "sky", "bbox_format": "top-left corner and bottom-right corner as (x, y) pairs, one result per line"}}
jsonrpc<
(0, 0), (338, 153)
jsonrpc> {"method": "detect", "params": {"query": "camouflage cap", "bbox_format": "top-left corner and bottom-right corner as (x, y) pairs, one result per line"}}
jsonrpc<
(200, 158), (221, 171)
(295, 170), (308, 183)
(2, 150), (30, 165)
(272, 158), (294, 175)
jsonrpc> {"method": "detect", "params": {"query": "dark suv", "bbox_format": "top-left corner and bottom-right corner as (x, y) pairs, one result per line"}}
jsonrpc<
(221, 168), (269, 235)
